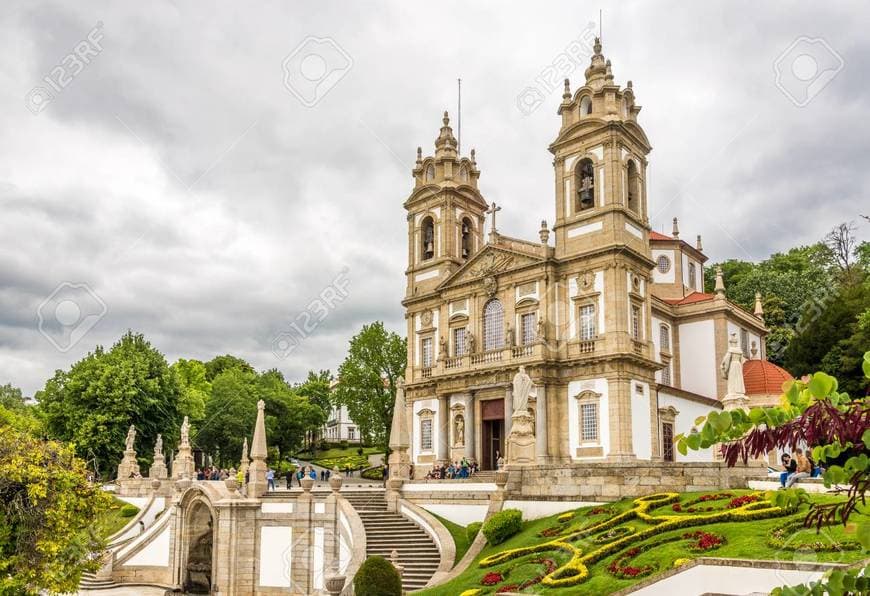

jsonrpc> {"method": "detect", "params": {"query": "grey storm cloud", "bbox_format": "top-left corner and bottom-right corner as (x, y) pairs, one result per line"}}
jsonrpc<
(0, 0), (867, 395)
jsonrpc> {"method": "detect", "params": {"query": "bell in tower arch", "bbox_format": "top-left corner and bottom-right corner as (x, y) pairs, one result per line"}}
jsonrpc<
(576, 159), (595, 212)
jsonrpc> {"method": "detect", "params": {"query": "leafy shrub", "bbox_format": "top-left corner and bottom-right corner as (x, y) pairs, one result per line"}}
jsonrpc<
(482, 509), (522, 545)
(119, 504), (139, 518)
(361, 466), (384, 480)
(314, 455), (370, 471)
(466, 521), (482, 543)
(340, 440), (349, 450)
(353, 555), (401, 596)
(357, 446), (364, 455)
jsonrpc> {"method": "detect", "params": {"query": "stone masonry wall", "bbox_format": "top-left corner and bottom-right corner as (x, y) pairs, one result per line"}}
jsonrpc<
(506, 462), (767, 501)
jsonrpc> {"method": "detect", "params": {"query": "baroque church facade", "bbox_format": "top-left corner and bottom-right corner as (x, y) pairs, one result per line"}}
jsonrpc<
(400, 39), (780, 476)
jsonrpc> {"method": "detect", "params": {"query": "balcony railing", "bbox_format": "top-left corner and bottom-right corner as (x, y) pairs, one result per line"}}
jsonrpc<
(444, 356), (463, 369)
(421, 367), (432, 378)
(512, 345), (533, 358)
(470, 349), (503, 365)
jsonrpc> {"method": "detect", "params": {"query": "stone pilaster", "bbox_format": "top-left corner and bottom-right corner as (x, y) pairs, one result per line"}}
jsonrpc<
(464, 392), (476, 462)
(436, 395), (450, 465)
(535, 385), (549, 463)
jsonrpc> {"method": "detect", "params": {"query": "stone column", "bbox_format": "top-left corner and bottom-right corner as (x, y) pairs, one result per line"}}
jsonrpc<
(504, 386), (513, 438)
(437, 395), (450, 465)
(535, 385), (548, 463)
(465, 392), (476, 462)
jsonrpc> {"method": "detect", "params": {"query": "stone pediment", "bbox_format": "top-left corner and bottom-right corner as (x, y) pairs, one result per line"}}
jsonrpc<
(438, 245), (544, 291)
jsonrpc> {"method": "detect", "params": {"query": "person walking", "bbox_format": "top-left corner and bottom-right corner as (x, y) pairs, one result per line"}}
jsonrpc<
(266, 468), (276, 491)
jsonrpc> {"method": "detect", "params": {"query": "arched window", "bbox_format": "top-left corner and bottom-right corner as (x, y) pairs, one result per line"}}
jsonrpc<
(575, 158), (595, 212)
(425, 163), (435, 181)
(579, 96), (592, 115)
(660, 324), (670, 352)
(460, 217), (473, 259)
(482, 299), (504, 351)
(421, 216), (435, 261)
(626, 160), (640, 214)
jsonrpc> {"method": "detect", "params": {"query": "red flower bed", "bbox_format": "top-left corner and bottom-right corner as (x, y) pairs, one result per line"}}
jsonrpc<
(672, 503), (682, 512)
(727, 495), (760, 509)
(587, 506), (612, 516)
(682, 530), (725, 551)
(481, 571), (503, 585)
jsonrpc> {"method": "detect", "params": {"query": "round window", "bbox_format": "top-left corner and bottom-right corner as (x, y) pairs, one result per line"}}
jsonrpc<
(656, 255), (671, 274)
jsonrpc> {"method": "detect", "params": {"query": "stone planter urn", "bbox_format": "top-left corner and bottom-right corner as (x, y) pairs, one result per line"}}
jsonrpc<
(324, 572), (346, 595)
(329, 467), (343, 492)
(150, 478), (162, 490)
(301, 477), (315, 492)
(494, 469), (509, 489)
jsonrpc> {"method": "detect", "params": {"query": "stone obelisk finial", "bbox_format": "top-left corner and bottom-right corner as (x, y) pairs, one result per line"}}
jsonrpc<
(247, 400), (268, 498)
(714, 266), (726, 300)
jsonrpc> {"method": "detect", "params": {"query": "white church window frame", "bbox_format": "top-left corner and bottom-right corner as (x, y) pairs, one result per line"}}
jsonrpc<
(656, 254), (671, 274)
(578, 303), (596, 340)
(421, 336), (433, 368)
(482, 299), (504, 351)
(520, 311), (537, 345)
(453, 327), (467, 356)
(418, 408), (435, 452)
(575, 390), (602, 445)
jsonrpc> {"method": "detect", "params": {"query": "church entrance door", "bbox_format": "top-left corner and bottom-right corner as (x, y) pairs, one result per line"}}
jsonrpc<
(480, 398), (505, 470)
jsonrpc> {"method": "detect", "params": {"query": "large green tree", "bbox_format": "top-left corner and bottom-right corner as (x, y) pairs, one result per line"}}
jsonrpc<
(0, 418), (112, 594)
(172, 358), (211, 428)
(259, 370), (326, 459)
(37, 331), (182, 478)
(195, 367), (259, 467)
(0, 383), (26, 412)
(204, 354), (254, 382)
(296, 370), (334, 451)
(333, 322), (406, 450)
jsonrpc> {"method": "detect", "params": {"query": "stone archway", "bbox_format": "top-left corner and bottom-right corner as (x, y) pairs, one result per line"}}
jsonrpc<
(183, 500), (215, 593)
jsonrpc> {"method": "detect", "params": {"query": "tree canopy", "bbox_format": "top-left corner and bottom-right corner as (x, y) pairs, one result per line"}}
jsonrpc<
(0, 418), (112, 593)
(333, 322), (406, 449)
(37, 331), (181, 478)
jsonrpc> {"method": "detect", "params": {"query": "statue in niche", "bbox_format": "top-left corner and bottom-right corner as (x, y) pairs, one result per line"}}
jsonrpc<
(467, 331), (476, 354)
(454, 415), (465, 447)
(505, 324), (515, 347)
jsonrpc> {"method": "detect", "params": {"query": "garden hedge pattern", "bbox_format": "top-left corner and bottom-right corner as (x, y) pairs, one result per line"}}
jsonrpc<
(477, 492), (797, 590)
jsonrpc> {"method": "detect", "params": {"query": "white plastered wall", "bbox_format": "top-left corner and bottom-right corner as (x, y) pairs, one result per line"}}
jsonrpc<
(658, 391), (719, 462)
(678, 320), (716, 397)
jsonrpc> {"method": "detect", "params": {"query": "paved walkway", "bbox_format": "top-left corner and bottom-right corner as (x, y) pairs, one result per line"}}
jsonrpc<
(272, 459), (382, 490)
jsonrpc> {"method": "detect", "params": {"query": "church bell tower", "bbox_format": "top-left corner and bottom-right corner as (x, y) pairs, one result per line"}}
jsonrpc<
(403, 112), (488, 299)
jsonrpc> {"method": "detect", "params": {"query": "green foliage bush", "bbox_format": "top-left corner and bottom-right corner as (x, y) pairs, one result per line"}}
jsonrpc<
(119, 504), (139, 518)
(353, 555), (402, 596)
(340, 440), (349, 449)
(314, 455), (370, 471)
(361, 466), (384, 480)
(466, 521), (482, 543)
(482, 509), (523, 545)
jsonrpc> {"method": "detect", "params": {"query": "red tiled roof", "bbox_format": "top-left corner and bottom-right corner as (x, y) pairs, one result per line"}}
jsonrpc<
(743, 360), (793, 396)
(662, 292), (715, 306)
(649, 231), (672, 241)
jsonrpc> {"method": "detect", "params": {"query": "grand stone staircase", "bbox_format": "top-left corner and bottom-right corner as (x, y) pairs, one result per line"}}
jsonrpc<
(343, 489), (441, 592)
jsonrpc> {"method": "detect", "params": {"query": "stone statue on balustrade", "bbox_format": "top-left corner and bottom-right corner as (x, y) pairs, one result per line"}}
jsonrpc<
(506, 366), (536, 466)
(720, 333), (748, 410)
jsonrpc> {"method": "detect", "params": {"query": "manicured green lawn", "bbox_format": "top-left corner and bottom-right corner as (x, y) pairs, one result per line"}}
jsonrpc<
(430, 512), (472, 566)
(415, 490), (869, 595)
(94, 497), (139, 540)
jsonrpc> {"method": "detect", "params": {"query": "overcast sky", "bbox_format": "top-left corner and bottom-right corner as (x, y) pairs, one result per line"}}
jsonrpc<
(1, 1), (867, 396)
